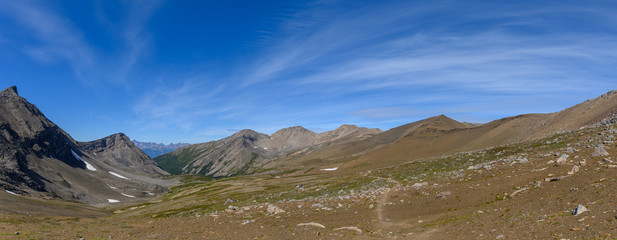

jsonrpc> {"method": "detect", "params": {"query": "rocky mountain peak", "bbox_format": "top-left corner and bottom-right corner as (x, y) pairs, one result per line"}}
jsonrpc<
(272, 126), (314, 135)
(1, 86), (171, 204)
(86, 133), (132, 149)
(335, 124), (359, 130)
(232, 129), (261, 137)
(421, 115), (466, 129)
(0, 86), (18, 97)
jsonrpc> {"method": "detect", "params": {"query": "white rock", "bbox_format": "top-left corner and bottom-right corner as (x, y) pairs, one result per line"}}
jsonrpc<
(297, 222), (325, 228)
(411, 182), (428, 189)
(509, 188), (529, 197)
(573, 204), (589, 216)
(267, 204), (286, 214)
(591, 147), (609, 157)
(320, 167), (338, 171)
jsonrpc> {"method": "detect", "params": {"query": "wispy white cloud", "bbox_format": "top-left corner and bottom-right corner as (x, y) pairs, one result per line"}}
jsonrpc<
(0, 0), (95, 76)
(113, 0), (163, 84)
(239, 0), (617, 104)
(0, 0), (162, 86)
(132, 80), (227, 131)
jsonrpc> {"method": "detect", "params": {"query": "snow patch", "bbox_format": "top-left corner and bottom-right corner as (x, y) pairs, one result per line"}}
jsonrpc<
(107, 199), (119, 203)
(320, 167), (338, 171)
(121, 193), (135, 198)
(106, 184), (117, 190)
(71, 149), (96, 171)
(5, 190), (18, 196)
(109, 171), (130, 180)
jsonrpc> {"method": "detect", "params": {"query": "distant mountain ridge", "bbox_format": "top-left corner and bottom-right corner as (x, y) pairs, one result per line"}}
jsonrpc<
(132, 141), (189, 158)
(156, 90), (617, 179)
(0, 86), (173, 205)
(154, 125), (382, 177)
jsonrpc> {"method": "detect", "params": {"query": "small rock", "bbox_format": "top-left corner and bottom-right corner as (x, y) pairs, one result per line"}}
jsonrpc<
(518, 158), (529, 164)
(591, 147), (609, 157)
(436, 191), (451, 199)
(298, 222), (326, 228)
(556, 154), (568, 164)
(510, 187), (528, 197)
(603, 158), (613, 164)
(311, 203), (324, 208)
(496, 234), (505, 239)
(225, 198), (235, 204)
(411, 182), (428, 189)
(567, 166), (579, 175)
(267, 204), (286, 214)
(573, 204), (589, 216)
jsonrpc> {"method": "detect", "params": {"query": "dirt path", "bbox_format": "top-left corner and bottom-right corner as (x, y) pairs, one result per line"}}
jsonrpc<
(374, 177), (401, 224)
(373, 177), (441, 239)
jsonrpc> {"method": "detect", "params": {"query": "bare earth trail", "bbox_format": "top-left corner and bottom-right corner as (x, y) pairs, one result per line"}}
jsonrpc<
(373, 177), (441, 239)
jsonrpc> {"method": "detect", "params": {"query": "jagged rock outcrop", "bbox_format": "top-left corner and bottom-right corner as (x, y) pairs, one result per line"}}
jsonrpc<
(0, 86), (172, 205)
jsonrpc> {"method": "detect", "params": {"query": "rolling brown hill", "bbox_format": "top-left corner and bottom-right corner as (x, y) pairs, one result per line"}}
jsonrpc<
(258, 90), (617, 176)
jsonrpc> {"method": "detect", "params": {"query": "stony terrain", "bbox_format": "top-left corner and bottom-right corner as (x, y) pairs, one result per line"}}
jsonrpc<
(3, 88), (617, 239)
(3, 122), (617, 239)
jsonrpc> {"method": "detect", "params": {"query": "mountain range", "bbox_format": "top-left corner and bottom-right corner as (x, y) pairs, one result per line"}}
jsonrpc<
(0, 86), (173, 206)
(4, 84), (617, 205)
(131, 141), (189, 158)
(154, 125), (382, 176)
(4, 85), (617, 238)
(155, 90), (617, 179)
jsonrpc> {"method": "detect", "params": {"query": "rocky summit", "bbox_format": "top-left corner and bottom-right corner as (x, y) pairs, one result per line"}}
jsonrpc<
(0, 86), (174, 206)
(154, 125), (382, 177)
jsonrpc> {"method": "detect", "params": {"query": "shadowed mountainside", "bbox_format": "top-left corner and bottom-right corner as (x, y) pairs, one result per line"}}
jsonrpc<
(0, 86), (174, 206)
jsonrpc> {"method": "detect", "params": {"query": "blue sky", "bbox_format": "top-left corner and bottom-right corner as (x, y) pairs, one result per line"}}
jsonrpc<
(1, 0), (616, 144)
